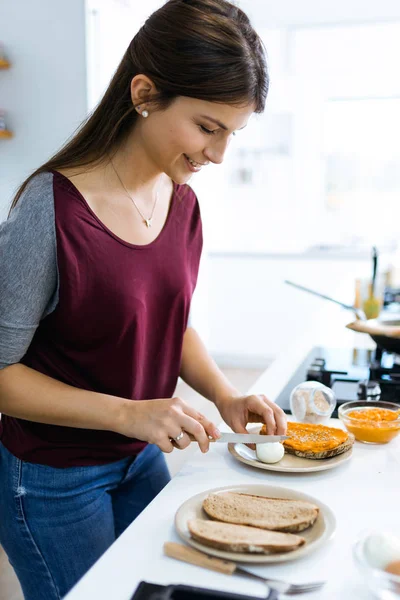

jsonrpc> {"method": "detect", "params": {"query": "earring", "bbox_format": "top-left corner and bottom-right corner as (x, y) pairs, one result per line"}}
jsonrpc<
(142, 110), (149, 118)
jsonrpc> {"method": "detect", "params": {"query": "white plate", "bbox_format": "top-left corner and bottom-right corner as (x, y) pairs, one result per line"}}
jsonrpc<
(175, 483), (336, 564)
(228, 425), (354, 473)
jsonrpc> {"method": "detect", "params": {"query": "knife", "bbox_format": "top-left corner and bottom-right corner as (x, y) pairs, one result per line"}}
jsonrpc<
(189, 433), (289, 444)
(164, 542), (279, 599)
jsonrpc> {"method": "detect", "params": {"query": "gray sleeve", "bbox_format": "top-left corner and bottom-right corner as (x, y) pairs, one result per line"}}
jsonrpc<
(0, 172), (59, 369)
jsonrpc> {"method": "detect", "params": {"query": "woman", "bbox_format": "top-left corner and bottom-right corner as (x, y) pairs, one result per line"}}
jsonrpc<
(0, 0), (287, 598)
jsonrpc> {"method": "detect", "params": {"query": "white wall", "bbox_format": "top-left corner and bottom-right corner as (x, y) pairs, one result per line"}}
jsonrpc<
(240, 0), (400, 28)
(205, 254), (386, 367)
(0, 0), (88, 221)
(86, 0), (164, 111)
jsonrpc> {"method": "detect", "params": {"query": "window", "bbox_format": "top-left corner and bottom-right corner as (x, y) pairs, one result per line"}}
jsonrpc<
(195, 21), (400, 253)
(324, 98), (400, 244)
(292, 22), (400, 248)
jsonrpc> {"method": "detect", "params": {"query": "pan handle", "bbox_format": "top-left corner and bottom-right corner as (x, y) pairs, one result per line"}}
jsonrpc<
(284, 280), (366, 321)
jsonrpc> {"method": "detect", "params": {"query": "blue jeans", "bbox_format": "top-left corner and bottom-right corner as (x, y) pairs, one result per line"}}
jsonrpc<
(0, 442), (170, 600)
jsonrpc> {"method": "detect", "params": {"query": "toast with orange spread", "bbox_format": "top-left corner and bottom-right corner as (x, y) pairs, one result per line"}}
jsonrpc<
(260, 421), (355, 459)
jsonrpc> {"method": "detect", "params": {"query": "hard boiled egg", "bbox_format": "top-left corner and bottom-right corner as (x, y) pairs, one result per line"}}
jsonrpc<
(363, 532), (400, 570)
(385, 560), (400, 576)
(256, 442), (285, 464)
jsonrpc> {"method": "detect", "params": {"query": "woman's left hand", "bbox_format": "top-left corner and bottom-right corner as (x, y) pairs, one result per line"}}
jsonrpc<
(216, 393), (287, 436)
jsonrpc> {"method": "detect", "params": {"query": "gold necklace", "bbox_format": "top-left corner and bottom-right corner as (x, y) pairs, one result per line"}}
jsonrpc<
(110, 159), (159, 228)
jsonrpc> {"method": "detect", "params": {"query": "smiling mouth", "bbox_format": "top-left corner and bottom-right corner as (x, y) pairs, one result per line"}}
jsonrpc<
(184, 154), (208, 168)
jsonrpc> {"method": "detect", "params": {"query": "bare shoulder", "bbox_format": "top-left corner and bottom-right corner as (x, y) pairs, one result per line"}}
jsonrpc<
(55, 166), (109, 203)
(56, 166), (98, 187)
(56, 166), (86, 180)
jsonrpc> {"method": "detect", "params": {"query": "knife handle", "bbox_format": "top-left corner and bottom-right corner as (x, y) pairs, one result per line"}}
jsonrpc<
(163, 542), (236, 575)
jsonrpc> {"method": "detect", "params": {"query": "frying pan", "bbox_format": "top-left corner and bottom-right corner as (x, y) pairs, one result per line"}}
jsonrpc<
(285, 280), (400, 354)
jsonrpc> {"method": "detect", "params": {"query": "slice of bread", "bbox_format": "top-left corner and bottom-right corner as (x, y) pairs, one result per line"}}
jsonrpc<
(266, 421), (354, 459)
(284, 433), (355, 459)
(188, 518), (305, 554)
(202, 492), (319, 533)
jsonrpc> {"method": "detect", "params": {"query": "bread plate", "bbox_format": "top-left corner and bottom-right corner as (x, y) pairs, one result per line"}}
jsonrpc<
(228, 424), (354, 473)
(175, 483), (336, 564)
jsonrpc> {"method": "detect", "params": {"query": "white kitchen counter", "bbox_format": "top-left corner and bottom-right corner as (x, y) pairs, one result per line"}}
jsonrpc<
(65, 321), (400, 600)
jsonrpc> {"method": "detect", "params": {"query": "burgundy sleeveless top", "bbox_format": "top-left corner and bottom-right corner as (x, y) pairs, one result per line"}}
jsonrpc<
(1, 171), (202, 466)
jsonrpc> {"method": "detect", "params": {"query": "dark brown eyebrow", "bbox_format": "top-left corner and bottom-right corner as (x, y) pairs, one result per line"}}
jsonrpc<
(199, 115), (247, 131)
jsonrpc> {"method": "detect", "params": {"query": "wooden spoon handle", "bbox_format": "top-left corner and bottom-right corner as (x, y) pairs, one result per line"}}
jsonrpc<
(163, 542), (236, 575)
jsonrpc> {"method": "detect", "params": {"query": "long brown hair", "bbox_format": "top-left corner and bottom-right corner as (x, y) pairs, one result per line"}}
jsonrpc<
(10, 0), (268, 211)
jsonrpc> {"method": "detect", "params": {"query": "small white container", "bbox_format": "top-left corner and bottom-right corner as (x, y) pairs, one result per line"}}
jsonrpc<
(290, 381), (336, 424)
(354, 531), (400, 599)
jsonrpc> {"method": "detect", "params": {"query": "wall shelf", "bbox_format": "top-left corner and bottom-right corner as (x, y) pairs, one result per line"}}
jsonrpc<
(0, 45), (12, 137)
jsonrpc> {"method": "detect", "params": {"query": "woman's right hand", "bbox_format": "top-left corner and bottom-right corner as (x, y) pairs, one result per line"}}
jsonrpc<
(115, 396), (220, 453)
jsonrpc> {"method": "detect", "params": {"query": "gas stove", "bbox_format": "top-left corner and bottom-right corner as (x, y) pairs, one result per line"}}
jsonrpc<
(276, 346), (400, 417)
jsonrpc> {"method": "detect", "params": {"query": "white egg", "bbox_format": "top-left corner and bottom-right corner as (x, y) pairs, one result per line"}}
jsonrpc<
(364, 532), (400, 570)
(256, 442), (285, 464)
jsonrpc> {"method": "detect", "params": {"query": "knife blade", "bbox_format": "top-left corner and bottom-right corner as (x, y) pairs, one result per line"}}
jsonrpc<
(211, 432), (289, 444)
(184, 432), (289, 444)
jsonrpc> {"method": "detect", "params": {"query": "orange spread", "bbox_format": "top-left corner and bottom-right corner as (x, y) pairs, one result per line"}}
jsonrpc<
(260, 421), (348, 453)
(346, 408), (399, 422)
(344, 407), (400, 443)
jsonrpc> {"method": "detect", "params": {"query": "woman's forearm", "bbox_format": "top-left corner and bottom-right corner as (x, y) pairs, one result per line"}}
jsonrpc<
(0, 362), (221, 451)
(179, 327), (241, 407)
(0, 363), (129, 433)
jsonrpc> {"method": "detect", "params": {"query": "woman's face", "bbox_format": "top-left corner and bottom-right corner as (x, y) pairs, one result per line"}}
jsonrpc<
(136, 96), (255, 184)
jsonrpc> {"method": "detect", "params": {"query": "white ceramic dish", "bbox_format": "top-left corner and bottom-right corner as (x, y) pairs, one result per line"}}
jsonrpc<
(228, 425), (353, 473)
(354, 532), (400, 599)
(175, 483), (336, 564)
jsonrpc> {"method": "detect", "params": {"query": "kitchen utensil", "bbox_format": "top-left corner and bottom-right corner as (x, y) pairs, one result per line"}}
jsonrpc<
(346, 319), (400, 354)
(175, 483), (336, 564)
(372, 247), (378, 293)
(346, 319), (400, 338)
(164, 542), (326, 596)
(228, 425), (353, 473)
(285, 280), (400, 354)
(199, 433), (289, 444)
(363, 247), (381, 319)
(284, 280), (366, 320)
